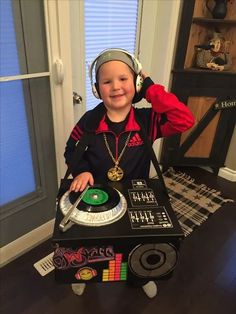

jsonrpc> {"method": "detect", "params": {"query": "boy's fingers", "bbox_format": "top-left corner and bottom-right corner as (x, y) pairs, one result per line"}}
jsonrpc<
(89, 176), (94, 186)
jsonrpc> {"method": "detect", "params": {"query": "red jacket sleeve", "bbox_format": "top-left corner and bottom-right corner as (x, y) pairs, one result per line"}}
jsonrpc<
(145, 84), (195, 138)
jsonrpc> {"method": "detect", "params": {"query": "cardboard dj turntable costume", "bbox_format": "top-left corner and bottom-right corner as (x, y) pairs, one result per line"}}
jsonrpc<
(52, 103), (184, 284)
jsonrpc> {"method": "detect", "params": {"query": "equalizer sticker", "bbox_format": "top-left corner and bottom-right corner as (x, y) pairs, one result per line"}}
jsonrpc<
(128, 207), (173, 229)
(128, 189), (158, 207)
(102, 253), (127, 281)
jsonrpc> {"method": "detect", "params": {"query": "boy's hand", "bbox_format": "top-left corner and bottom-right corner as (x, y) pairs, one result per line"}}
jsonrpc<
(133, 71), (153, 103)
(69, 172), (94, 192)
(140, 70), (148, 79)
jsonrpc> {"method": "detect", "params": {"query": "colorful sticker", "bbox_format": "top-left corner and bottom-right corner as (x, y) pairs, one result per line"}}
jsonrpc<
(75, 267), (97, 280)
(53, 246), (114, 270)
(102, 254), (127, 282)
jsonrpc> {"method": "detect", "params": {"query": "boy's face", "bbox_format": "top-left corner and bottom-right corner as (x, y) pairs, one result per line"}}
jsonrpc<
(98, 60), (135, 111)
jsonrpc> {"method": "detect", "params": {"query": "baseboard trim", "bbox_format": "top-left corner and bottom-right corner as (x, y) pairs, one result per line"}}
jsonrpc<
(0, 219), (55, 268)
(218, 167), (236, 182)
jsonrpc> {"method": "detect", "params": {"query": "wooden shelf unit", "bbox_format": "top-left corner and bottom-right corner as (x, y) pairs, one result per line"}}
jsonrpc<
(160, 0), (236, 174)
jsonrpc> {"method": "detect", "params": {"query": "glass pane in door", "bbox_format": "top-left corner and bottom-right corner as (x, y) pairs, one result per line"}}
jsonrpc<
(0, 80), (36, 205)
(0, 0), (48, 77)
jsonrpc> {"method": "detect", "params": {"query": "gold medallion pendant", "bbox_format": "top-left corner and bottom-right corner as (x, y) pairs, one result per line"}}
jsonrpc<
(103, 131), (132, 182)
(107, 166), (124, 181)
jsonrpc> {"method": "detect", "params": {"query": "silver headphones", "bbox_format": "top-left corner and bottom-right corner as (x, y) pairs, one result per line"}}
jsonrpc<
(89, 48), (143, 99)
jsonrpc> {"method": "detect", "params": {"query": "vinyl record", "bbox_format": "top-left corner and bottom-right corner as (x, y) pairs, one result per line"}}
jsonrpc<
(69, 184), (120, 212)
(59, 184), (127, 227)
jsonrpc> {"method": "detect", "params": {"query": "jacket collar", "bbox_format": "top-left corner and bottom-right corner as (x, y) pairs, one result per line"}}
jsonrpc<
(96, 106), (140, 134)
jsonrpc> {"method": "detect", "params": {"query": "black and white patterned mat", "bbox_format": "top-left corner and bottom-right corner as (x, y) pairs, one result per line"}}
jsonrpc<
(163, 168), (234, 236)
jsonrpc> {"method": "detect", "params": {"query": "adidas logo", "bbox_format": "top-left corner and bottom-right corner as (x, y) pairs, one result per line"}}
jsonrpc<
(128, 132), (143, 147)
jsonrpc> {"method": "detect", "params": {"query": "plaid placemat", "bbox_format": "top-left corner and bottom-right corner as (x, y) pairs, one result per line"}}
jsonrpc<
(163, 168), (234, 236)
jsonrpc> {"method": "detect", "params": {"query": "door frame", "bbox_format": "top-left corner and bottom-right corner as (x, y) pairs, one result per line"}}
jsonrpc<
(44, 0), (74, 182)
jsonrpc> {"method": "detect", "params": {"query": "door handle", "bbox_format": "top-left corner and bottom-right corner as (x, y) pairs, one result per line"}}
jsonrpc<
(73, 92), (82, 105)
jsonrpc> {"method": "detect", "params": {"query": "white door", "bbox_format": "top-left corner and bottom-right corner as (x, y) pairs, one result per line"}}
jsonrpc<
(67, 0), (180, 177)
(69, 0), (160, 123)
(49, 0), (179, 185)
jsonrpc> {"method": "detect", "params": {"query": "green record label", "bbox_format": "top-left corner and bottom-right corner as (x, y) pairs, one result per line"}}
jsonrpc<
(82, 188), (109, 205)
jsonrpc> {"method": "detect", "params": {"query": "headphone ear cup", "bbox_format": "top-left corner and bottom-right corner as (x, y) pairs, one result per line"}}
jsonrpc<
(135, 74), (143, 93)
(132, 74), (144, 104)
(92, 83), (100, 99)
(134, 59), (142, 74)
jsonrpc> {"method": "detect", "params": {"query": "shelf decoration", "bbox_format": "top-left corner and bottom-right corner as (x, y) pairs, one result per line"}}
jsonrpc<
(195, 32), (232, 71)
(206, 0), (228, 19)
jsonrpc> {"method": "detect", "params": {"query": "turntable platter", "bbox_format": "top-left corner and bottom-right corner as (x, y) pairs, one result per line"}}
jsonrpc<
(69, 184), (120, 213)
(60, 184), (127, 227)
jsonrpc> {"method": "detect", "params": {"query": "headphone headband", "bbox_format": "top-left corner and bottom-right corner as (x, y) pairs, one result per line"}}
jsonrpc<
(89, 48), (142, 81)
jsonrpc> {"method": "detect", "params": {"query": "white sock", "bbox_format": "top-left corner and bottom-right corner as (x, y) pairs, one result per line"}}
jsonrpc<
(142, 281), (157, 298)
(71, 283), (86, 296)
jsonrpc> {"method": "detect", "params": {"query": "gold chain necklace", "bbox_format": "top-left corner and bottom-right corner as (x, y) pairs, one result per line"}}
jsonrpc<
(103, 131), (132, 181)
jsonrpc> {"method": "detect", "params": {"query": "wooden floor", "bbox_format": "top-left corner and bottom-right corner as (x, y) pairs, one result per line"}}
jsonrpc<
(1, 167), (236, 314)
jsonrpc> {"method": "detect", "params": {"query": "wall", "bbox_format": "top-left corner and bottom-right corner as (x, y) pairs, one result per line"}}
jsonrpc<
(149, 0), (182, 176)
(225, 126), (236, 171)
(151, 0), (182, 88)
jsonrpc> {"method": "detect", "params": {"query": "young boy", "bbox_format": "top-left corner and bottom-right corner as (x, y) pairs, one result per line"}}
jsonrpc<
(64, 48), (195, 298)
